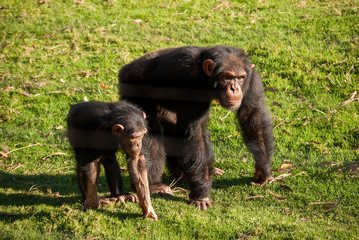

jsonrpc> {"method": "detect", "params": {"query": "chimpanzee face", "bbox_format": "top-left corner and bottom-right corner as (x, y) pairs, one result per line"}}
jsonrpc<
(203, 55), (254, 111)
(112, 124), (147, 156)
(121, 130), (147, 156)
(216, 68), (246, 110)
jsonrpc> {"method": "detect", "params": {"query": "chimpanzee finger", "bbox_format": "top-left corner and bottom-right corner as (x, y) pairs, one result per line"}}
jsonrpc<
(142, 206), (158, 221)
(149, 211), (158, 221)
(98, 198), (117, 205)
(213, 167), (225, 176)
(130, 195), (139, 203)
(189, 199), (196, 206)
(201, 201), (208, 210)
(118, 196), (126, 204)
(122, 195), (138, 203)
(116, 194), (138, 204)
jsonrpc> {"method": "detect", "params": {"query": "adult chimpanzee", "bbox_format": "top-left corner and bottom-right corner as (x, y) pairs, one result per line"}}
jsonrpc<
(118, 45), (274, 210)
(67, 101), (169, 220)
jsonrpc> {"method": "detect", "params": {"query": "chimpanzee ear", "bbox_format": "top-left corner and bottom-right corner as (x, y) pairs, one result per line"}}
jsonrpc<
(112, 124), (125, 136)
(203, 59), (214, 77)
(142, 112), (146, 119)
(251, 63), (255, 69)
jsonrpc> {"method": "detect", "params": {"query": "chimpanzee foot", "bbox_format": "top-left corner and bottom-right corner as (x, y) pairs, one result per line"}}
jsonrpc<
(212, 167), (225, 176)
(83, 194), (100, 210)
(99, 195), (137, 206)
(99, 195), (138, 205)
(252, 168), (274, 186)
(189, 197), (213, 210)
(98, 197), (117, 205)
(150, 184), (174, 198)
(115, 194), (138, 204)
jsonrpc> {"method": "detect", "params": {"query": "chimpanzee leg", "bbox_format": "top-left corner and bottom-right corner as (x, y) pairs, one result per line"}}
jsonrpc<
(166, 128), (219, 182)
(203, 128), (225, 177)
(76, 164), (87, 203)
(132, 106), (173, 197)
(175, 105), (213, 209)
(142, 132), (173, 197)
(101, 152), (138, 203)
(75, 149), (101, 207)
(237, 106), (274, 185)
(101, 152), (124, 197)
(75, 149), (101, 209)
(203, 128), (217, 176)
(159, 109), (186, 182)
(186, 127), (213, 208)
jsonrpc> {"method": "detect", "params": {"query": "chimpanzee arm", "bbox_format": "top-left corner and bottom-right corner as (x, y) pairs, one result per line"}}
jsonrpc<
(237, 75), (274, 185)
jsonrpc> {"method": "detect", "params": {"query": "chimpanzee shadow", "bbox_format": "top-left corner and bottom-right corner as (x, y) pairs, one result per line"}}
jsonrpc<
(0, 171), (77, 195)
(147, 176), (254, 205)
(0, 172), (132, 207)
(0, 172), (77, 206)
(0, 171), (153, 221)
(0, 209), (51, 223)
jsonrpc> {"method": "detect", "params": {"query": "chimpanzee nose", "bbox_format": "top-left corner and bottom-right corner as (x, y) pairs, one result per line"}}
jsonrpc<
(231, 83), (238, 93)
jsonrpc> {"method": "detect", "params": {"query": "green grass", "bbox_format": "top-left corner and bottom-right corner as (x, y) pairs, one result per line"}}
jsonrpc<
(1, 0), (358, 239)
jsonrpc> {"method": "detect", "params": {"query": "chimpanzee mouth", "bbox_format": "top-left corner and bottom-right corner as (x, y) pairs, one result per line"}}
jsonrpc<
(220, 99), (242, 111)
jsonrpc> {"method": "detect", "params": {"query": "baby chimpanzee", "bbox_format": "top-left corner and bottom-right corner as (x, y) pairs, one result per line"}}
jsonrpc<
(67, 101), (169, 220)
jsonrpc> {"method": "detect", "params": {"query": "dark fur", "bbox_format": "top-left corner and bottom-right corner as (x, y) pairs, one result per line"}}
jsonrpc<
(118, 45), (274, 201)
(67, 101), (165, 202)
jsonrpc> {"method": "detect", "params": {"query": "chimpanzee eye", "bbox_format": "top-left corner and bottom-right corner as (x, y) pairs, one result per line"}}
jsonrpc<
(223, 75), (232, 81)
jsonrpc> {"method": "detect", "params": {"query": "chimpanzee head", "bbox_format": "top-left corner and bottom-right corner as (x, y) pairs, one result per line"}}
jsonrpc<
(112, 123), (147, 156)
(110, 102), (148, 156)
(202, 47), (255, 111)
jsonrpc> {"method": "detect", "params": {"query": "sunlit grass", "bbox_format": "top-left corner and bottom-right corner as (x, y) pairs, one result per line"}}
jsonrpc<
(0, 0), (358, 239)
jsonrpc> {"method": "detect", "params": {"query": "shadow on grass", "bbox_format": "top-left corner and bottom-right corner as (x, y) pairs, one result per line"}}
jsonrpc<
(0, 172), (159, 223)
(0, 171), (189, 220)
(0, 205), (143, 224)
(0, 172), (79, 210)
(0, 171), (133, 206)
(97, 207), (152, 221)
(0, 192), (75, 207)
(0, 171), (78, 194)
(151, 193), (189, 206)
(0, 172), (260, 215)
(0, 210), (52, 223)
(212, 176), (254, 189)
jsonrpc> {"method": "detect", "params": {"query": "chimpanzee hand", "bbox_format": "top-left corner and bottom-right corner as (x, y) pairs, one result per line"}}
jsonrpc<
(141, 205), (158, 221)
(189, 197), (213, 210)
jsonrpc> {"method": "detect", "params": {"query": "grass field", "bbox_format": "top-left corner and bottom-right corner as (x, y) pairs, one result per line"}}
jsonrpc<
(0, 0), (358, 239)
